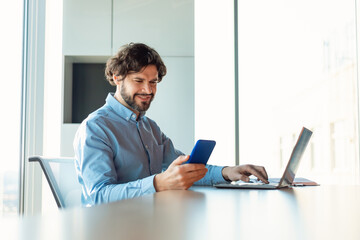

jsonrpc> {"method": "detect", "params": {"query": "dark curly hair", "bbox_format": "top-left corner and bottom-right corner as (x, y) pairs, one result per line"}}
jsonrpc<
(105, 43), (167, 86)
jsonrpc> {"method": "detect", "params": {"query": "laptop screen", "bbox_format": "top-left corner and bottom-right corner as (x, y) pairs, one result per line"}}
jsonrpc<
(278, 127), (313, 187)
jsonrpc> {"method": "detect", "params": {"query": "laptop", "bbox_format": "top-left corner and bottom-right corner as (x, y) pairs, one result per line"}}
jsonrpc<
(214, 127), (313, 189)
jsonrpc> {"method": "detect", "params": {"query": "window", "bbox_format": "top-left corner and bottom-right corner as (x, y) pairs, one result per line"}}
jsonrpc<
(0, 0), (24, 216)
(237, 0), (359, 184)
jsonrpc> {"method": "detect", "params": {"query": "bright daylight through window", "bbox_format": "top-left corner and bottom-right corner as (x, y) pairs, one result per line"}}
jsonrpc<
(0, 0), (23, 216)
(238, 0), (359, 184)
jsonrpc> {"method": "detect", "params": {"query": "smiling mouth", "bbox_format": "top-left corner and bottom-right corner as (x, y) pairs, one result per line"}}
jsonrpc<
(135, 94), (153, 101)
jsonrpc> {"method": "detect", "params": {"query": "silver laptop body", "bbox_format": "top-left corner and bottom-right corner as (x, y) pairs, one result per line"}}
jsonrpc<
(214, 127), (313, 189)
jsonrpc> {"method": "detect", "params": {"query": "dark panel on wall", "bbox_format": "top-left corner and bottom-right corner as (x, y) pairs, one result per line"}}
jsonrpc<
(72, 63), (116, 123)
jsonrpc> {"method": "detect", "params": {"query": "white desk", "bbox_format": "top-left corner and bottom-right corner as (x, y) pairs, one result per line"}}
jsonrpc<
(5, 185), (360, 240)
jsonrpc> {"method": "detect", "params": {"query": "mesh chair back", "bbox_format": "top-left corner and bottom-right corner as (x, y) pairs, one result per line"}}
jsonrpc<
(29, 156), (82, 208)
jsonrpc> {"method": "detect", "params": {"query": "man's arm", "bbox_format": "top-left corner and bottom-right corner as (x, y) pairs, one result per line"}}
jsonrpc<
(157, 128), (268, 188)
(191, 163), (269, 186)
(74, 121), (156, 205)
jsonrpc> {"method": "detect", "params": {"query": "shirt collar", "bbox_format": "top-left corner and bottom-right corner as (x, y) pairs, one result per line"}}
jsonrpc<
(106, 93), (145, 122)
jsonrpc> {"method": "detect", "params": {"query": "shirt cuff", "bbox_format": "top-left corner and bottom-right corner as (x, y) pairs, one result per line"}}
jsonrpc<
(141, 175), (157, 194)
(208, 165), (229, 185)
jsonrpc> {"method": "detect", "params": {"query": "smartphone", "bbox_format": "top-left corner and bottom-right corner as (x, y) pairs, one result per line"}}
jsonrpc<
(185, 139), (216, 164)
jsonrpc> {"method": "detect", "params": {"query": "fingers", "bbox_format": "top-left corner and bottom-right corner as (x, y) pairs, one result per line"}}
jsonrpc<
(163, 156), (208, 190)
(178, 168), (208, 189)
(226, 165), (269, 183)
(258, 166), (268, 181)
(250, 165), (268, 179)
(170, 155), (189, 166)
(171, 156), (207, 173)
(238, 174), (250, 182)
(246, 165), (269, 184)
(175, 164), (208, 180)
(186, 168), (208, 181)
(181, 163), (207, 172)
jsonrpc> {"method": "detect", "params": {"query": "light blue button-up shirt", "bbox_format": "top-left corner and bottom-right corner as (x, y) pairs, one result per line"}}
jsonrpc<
(74, 93), (227, 206)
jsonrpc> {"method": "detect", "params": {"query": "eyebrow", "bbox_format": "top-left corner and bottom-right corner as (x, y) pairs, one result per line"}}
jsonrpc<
(133, 77), (145, 81)
(133, 77), (159, 82)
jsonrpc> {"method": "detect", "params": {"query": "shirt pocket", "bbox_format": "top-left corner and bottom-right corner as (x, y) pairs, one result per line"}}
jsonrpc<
(148, 143), (164, 174)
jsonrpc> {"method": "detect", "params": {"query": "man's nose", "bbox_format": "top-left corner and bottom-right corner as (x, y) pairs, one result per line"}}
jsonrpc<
(142, 82), (153, 93)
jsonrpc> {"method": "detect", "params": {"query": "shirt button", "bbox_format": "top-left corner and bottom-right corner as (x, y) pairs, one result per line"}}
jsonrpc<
(145, 145), (148, 149)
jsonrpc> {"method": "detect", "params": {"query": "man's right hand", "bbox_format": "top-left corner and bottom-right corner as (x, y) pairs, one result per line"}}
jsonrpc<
(153, 155), (208, 191)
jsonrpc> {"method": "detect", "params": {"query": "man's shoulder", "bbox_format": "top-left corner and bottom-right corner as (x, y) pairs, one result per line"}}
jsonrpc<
(84, 107), (109, 123)
(78, 105), (118, 131)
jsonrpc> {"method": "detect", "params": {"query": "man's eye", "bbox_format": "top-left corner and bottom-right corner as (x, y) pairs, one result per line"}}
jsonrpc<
(134, 80), (143, 83)
(149, 81), (158, 85)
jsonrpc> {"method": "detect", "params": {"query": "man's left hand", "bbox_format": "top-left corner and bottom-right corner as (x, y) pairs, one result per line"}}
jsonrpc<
(221, 165), (269, 184)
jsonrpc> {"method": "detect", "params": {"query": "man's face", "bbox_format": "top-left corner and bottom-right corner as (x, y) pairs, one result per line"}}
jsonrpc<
(115, 65), (159, 114)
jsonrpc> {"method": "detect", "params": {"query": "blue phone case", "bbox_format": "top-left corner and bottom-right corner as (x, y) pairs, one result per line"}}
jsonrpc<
(185, 140), (216, 164)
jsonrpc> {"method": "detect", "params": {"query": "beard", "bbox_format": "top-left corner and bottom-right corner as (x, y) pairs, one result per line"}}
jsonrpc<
(120, 84), (154, 113)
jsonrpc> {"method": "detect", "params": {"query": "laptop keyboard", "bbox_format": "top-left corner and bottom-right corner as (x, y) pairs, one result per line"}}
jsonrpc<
(231, 178), (280, 185)
(231, 179), (265, 185)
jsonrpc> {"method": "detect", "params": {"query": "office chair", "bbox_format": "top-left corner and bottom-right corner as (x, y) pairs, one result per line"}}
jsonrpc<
(29, 156), (82, 209)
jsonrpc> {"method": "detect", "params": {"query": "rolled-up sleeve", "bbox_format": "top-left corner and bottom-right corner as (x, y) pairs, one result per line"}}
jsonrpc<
(194, 165), (228, 185)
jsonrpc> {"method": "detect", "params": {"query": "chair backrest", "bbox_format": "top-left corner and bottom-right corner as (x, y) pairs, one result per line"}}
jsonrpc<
(29, 156), (82, 209)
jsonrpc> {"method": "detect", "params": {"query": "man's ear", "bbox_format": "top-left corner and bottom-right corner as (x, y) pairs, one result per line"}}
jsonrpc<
(113, 75), (122, 86)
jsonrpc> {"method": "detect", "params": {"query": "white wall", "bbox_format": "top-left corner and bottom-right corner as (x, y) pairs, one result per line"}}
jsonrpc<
(59, 0), (194, 156)
(147, 57), (194, 154)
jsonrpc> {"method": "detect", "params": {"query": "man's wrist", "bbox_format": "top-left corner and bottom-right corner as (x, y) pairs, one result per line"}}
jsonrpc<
(221, 166), (231, 181)
(153, 173), (164, 192)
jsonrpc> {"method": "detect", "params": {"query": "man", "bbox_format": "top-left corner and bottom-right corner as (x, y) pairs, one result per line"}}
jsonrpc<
(74, 43), (268, 206)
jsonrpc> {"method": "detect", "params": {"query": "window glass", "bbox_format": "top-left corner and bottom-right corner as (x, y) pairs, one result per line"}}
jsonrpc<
(238, 0), (359, 184)
(0, 0), (24, 216)
(42, 0), (63, 214)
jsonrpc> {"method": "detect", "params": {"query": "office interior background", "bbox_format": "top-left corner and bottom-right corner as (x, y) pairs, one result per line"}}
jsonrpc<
(0, 0), (359, 216)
